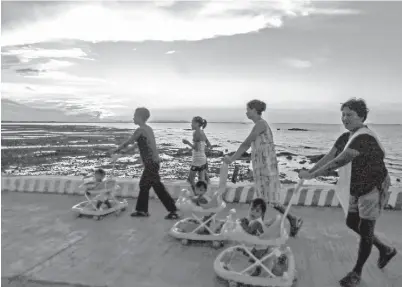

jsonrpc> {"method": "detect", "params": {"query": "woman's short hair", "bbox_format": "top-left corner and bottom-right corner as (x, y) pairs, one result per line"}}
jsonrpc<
(341, 98), (369, 122)
(247, 100), (266, 115)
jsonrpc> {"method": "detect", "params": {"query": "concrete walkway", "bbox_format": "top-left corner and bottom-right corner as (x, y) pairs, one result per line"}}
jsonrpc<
(2, 191), (401, 287)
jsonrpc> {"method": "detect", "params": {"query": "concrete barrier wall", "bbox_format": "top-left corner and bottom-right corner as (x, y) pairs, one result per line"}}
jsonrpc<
(2, 175), (402, 210)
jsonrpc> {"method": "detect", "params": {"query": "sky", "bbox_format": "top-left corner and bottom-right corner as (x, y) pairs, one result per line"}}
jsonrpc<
(1, 1), (402, 123)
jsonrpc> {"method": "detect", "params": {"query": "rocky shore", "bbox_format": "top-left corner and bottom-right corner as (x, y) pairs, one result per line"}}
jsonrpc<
(1, 124), (338, 185)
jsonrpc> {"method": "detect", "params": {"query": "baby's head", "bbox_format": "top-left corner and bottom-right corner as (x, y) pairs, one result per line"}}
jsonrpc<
(94, 168), (106, 182)
(249, 198), (266, 220)
(133, 107), (150, 125)
(194, 180), (208, 196)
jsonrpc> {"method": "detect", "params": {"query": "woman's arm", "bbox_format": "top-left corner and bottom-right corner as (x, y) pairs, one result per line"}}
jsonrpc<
(306, 148), (359, 179)
(226, 121), (265, 163)
(308, 147), (338, 173)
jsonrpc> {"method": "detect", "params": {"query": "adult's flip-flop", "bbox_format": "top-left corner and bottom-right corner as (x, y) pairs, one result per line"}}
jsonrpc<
(130, 211), (150, 217)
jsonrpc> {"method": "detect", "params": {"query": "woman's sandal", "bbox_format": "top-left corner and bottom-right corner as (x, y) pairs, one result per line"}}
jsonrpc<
(130, 211), (150, 217)
(165, 212), (180, 220)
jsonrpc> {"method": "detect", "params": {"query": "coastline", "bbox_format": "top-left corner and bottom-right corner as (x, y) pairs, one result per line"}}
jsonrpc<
(1, 124), (400, 188)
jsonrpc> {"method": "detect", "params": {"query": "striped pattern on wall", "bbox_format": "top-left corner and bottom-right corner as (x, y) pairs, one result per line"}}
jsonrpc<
(2, 175), (402, 210)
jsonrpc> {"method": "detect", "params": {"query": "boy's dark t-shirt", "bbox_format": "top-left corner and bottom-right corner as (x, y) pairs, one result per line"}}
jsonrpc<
(334, 131), (388, 197)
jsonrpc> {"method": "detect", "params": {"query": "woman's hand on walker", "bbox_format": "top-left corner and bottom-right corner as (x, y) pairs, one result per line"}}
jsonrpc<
(182, 139), (191, 145)
(223, 155), (233, 164)
(298, 170), (314, 180)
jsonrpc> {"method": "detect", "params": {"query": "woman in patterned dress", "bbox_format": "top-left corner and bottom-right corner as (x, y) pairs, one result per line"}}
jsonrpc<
(224, 99), (303, 237)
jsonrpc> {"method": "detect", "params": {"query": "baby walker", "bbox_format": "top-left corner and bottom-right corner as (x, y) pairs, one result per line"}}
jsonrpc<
(72, 154), (128, 220)
(169, 163), (231, 249)
(214, 180), (305, 287)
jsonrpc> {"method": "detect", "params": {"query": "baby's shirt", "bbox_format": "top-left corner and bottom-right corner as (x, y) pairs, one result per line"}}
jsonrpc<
(241, 217), (264, 236)
(192, 194), (211, 206)
(82, 175), (105, 191)
(83, 181), (102, 190)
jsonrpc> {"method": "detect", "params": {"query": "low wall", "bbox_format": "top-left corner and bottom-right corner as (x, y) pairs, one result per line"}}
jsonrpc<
(2, 175), (402, 210)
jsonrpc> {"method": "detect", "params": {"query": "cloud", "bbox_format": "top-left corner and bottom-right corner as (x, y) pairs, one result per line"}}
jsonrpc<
(283, 58), (313, 69)
(1, 1), (317, 46)
(1, 47), (92, 61)
(1, 46), (106, 85)
(1, 82), (120, 118)
(307, 8), (361, 16)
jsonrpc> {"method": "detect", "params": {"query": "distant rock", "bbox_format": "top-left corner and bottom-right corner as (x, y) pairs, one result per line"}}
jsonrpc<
(327, 170), (339, 177)
(299, 160), (307, 164)
(288, 128), (309, 131)
(173, 148), (224, 158)
(227, 151), (250, 159)
(174, 148), (192, 156)
(281, 179), (297, 184)
(293, 167), (338, 177)
(303, 146), (313, 149)
(306, 154), (325, 163)
(276, 151), (297, 157)
(286, 155), (293, 160)
(206, 150), (224, 158)
(397, 178), (401, 182)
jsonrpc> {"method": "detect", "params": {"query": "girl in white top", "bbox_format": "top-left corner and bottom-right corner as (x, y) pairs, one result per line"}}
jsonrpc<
(183, 116), (212, 191)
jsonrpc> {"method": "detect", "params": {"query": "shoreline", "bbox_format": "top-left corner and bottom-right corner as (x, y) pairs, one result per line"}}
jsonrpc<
(1, 124), (400, 187)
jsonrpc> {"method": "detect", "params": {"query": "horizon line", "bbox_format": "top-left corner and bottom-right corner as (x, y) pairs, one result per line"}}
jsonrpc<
(1, 120), (400, 126)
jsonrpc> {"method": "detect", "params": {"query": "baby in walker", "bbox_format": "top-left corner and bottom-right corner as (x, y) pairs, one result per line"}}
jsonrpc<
(188, 180), (222, 234)
(239, 198), (288, 277)
(83, 168), (113, 210)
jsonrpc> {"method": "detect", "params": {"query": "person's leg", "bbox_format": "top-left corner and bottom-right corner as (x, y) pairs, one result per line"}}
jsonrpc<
(132, 167), (153, 216)
(198, 170), (205, 183)
(150, 163), (178, 218)
(104, 199), (112, 209)
(204, 162), (210, 183)
(96, 200), (102, 209)
(346, 212), (390, 255)
(340, 188), (395, 287)
(271, 203), (303, 235)
(270, 177), (303, 236)
(353, 219), (375, 276)
(187, 167), (197, 192)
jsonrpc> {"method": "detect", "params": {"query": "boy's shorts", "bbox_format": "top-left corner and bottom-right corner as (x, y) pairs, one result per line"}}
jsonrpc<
(349, 175), (391, 220)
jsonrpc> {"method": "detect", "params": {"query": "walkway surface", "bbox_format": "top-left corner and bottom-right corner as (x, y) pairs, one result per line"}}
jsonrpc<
(2, 191), (402, 287)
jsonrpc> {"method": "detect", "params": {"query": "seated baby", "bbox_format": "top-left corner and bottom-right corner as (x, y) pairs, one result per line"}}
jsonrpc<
(83, 168), (112, 210)
(190, 180), (218, 208)
(189, 181), (221, 234)
(238, 198), (286, 277)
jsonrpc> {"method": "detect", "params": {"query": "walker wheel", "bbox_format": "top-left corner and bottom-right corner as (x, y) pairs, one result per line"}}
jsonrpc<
(228, 280), (238, 287)
(94, 215), (101, 221)
(122, 207), (126, 211)
(76, 213), (82, 218)
(181, 239), (189, 245)
(212, 240), (223, 249)
(115, 210), (121, 216)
